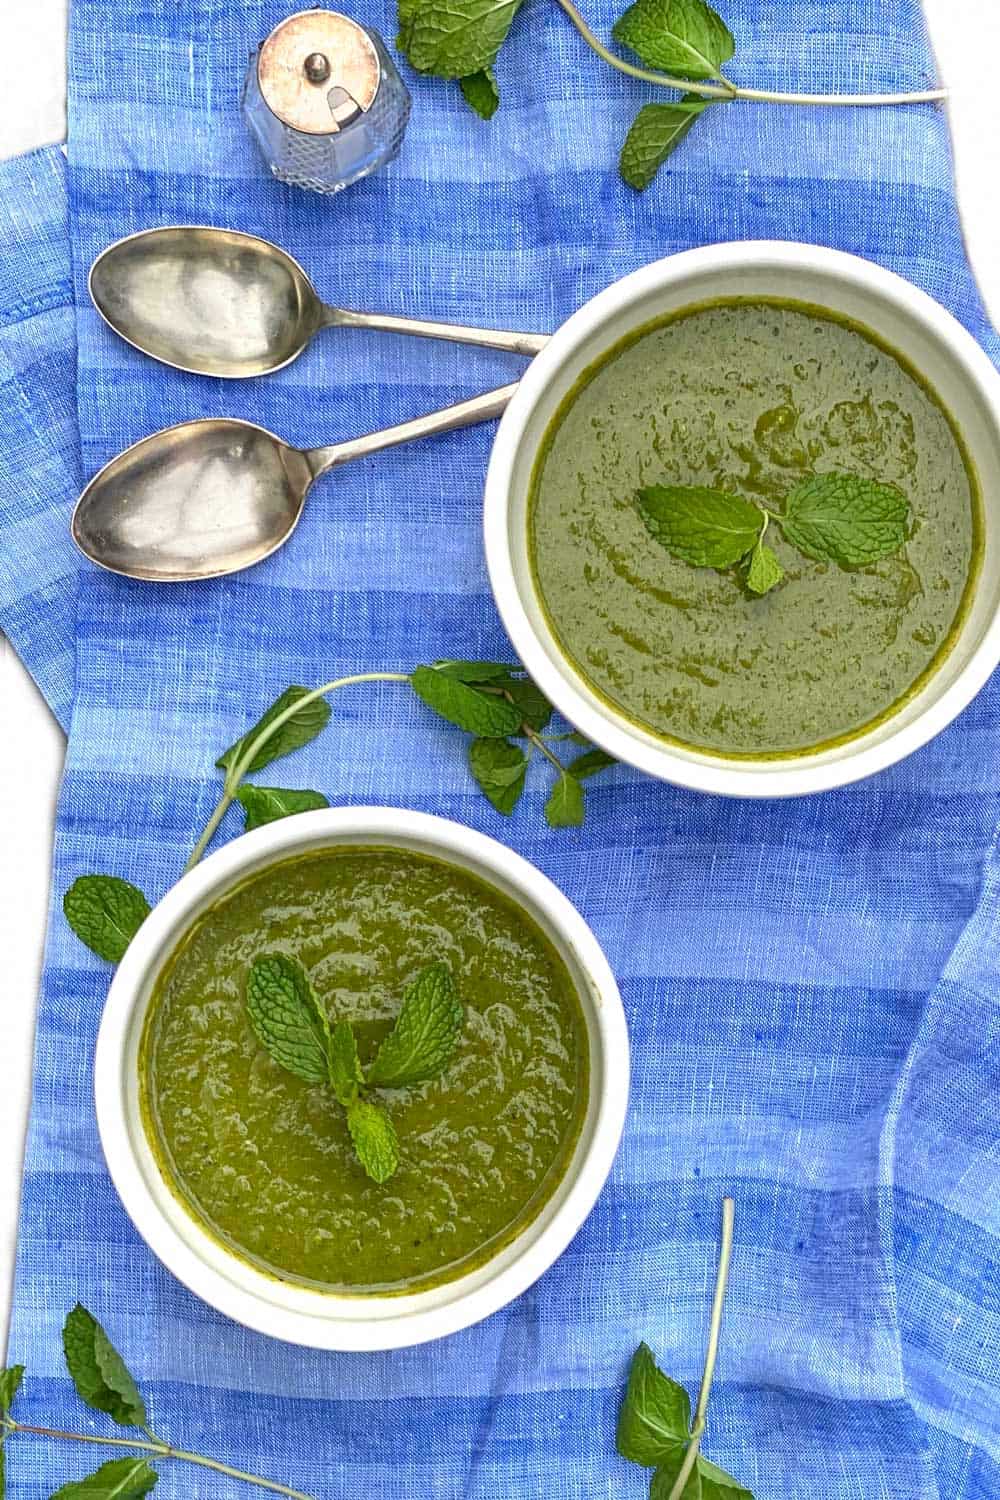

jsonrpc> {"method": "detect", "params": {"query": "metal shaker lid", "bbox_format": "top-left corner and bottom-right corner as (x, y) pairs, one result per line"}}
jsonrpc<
(257, 9), (381, 134)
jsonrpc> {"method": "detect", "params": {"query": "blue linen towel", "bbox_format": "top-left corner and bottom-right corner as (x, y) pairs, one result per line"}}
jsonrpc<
(1, 2), (999, 1497)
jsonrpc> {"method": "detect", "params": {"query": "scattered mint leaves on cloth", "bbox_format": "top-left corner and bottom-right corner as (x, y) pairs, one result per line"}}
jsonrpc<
(63, 657), (616, 965)
(611, 0), (734, 80)
(460, 66), (500, 116)
(636, 472), (910, 598)
(618, 1201), (753, 1500)
(62, 877), (150, 964)
(2, 1311), (318, 1500)
(395, 0), (944, 188)
(619, 99), (708, 190)
(246, 956), (463, 1183)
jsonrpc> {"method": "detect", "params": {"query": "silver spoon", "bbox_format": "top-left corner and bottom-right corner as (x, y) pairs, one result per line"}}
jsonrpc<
(89, 226), (548, 378)
(71, 383), (520, 582)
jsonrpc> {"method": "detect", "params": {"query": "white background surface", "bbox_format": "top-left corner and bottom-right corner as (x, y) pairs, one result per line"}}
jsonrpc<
(1, 0), (999, 1349)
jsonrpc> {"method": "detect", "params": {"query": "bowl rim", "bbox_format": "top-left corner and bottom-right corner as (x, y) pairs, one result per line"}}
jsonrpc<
(483, 238), (1000, 798)
(94, 805), (630, 1350)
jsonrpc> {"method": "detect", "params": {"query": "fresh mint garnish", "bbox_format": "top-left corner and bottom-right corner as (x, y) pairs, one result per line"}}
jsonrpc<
(545, 771), (586, 828)
(62, 877), (151, 964)
(234, 784), (329, 831)
(779, 473), (909, 566)
(459, 67), (500, 117)
(400, 0), (523, 77)
(215, 686), (332, 775)
(328, 1020), (364, 1108)
(619, 1202), (752, 1500)
(245, 957), (463, 1182)
(743, 539), (783, 597)
(396, 0), (939, 191)
(503, 675), (553, 733)
(63, 1305), (146, 1429)
(49, 1458), (159, 1499)
(620, 100), (707, 190)
(637, 485), (764, 568)
(2, 1310), (319, 1500)
(617, 1342), (690, 1466)
(64, 656), (616, 967)
(0, 1369), (22, 1419)
(245, 955), (333, 1087)
(637, 472), (910, 592)
(612, 0), (734, 79)
(567, 747), (617, 779)
(409, 664), (523, 736)
(468, 737), (529, 815)
(367, 962), (464, 1088)
(431, 658), (518, 682)
(346, 1100), (400, 1184)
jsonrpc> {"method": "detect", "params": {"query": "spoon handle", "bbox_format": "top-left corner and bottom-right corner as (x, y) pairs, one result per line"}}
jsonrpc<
(305, 383), (521, 479)
(321, 305), (548, 358)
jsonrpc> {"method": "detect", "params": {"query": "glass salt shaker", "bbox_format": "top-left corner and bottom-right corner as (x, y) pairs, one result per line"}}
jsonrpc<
(241, 8), (411, 195)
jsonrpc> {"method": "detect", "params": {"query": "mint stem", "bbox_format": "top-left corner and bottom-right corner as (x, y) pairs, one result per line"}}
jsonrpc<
(551, 0), (947, 105)
(666, 1196), (735, 1500)
(185, 671), (410, 871)
(7, 1422), (317, 1500)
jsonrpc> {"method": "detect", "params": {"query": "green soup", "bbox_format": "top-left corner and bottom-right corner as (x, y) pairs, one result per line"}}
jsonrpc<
(528, 298), (982, 757)
(141, 846), (589, 1294)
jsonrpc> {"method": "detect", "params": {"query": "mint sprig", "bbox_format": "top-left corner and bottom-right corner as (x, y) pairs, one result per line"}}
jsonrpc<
(637, 472), (910, 597)
(245, 956), (464, 1183)
(618, 1200), (751, 1500)
(64, 656), (617, 966)
(2, 1309), (318, 1500)
(395, 0), (943, 190)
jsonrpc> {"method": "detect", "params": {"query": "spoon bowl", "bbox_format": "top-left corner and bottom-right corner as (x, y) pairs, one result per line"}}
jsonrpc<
(90, 228), (321, 379)
(71, 384), (519, 582)
(71, 418), (314, 581)
(90, 226), (547, 378)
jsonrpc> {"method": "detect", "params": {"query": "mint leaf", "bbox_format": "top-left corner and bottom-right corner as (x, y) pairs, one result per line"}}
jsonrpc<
(698, 1458), (754, 1497)
(235, 784), (329, 831)
(246, 955), (332, 1086)
(744, 540), (784, 596)
(216, 686), (331, 774)
(469, 738), (528, 815)
(779, 474), (909, 567)
(49, 1459), (159, 1500)
(62, 1307), (145, 1428)
(617, 1343), (691, 1466)
(460, 68), (499, 118)
(400, 0), (523, 79)
(650, 1455), (701, 1499)
(612, 0), (734, 78)
(545, 772), (585, 828)
(347, 1100), (400, 1183)
(63, 877), (151, 964)
(367, 962), (464, 1088)
(637, 486), (763, 568)
(328, 1021), (363, 1108)
(431, 659), (517, 683)
(0, 1367), (23, 1415)
(620, 100), (706, 190)
(504, 676), (553, 733)
(410, 665), (522, 736)
(568, 747), (616, 779)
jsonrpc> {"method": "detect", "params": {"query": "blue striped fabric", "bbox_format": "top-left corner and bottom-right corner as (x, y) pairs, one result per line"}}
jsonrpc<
(1, 2), (998, 1497)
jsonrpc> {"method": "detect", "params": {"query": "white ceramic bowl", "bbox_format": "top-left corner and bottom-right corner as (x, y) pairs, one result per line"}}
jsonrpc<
(484, 241), (1000, 797)
(94, 807), (629, 1350)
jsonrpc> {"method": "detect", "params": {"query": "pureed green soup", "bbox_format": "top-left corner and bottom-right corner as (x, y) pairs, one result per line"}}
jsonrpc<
(140, 846), (589, 1294)
(528, 298), (983, 757)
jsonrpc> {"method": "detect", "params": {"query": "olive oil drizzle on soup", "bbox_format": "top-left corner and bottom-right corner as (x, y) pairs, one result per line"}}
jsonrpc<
(141, 847), (589, 1293)
(528, 298), (982, 758)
